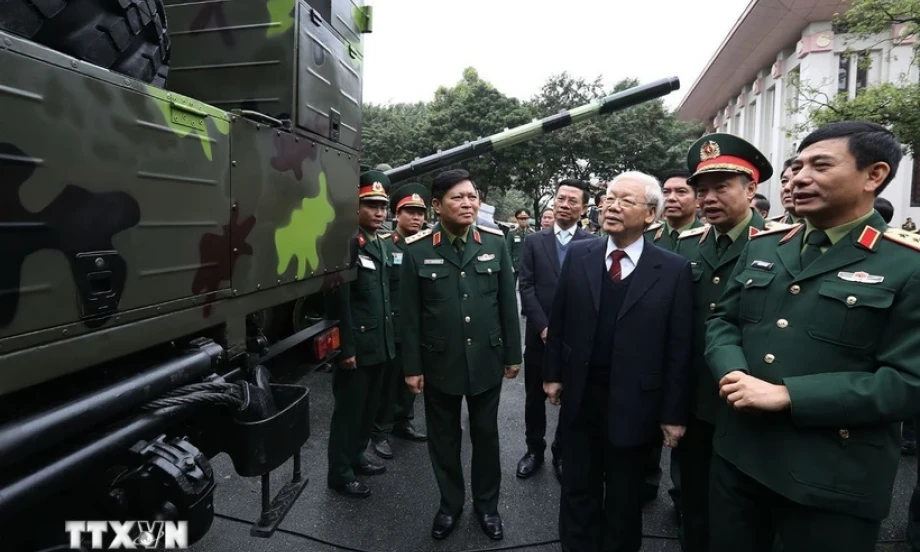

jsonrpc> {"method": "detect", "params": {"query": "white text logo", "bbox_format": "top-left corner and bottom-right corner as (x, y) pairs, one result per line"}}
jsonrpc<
(64, 521), (188, 549)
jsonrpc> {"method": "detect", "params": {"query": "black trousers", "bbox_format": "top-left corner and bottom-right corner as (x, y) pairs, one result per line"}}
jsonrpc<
(710, 454), (881, 552)
(905, 417), (920, 548)
(424, 384), (502, 516)
(326, 362), (384, 487)
(559, 379), (653, 552)
(678, 416), (714, 552)
(524, 338), (561, 459)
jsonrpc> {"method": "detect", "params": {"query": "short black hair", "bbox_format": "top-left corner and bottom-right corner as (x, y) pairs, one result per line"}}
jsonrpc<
(594, 190), (606, 204)
(752, 193), (770, 213)
(660, 168), (692, 183)
(782, 157), (796, 172)
(431, 169), (474, 201)
(797, 121), (903, 193)
(514, 209), (530, 217)
(874, 197), (894, 223)
(555, 178), (589, 205)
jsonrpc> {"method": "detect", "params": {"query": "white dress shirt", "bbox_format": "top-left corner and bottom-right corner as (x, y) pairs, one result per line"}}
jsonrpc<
(604, 235), (644, 279)
(554, 223), (576, 245)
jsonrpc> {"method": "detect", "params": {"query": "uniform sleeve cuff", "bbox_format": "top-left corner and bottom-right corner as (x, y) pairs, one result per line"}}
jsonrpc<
(707, 346), (750, 382)
(784, 375), (844, 428)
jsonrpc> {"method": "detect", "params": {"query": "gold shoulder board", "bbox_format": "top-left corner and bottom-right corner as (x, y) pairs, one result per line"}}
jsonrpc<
(646, 222), (663, 232)
(477, 225), (504, 236)
(405, 228), (432, 244)
(378, 232), (392, 239)
(752, 223), (795, 239)
(883, 228), (920, 252)
(678, 225), (708, 240)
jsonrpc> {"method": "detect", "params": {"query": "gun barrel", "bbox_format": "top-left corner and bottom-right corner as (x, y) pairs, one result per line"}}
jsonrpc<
(384, 76), (680, 184)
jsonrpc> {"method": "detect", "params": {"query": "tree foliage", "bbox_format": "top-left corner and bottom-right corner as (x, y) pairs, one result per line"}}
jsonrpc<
(789, 0), (920, 152)
(360, 68), (699, 214)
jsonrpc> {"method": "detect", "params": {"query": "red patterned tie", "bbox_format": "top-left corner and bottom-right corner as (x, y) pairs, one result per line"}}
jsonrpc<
(608, 250), (627, 281)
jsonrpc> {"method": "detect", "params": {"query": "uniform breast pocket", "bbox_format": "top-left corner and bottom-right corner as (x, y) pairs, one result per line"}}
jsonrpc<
(807, 280), (895, 348)
(418, 267), (451, 301)
(357, 264), (380, 291)
(735, 270), (775, 323)
(352, 317), (379, 355)
(475, 261), (501, 296)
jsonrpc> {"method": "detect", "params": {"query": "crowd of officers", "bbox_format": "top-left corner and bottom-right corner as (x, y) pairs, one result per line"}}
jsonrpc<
(324, 120), (920, 551)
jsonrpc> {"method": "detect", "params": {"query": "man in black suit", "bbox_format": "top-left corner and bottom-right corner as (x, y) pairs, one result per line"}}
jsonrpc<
(544, 171), (694, 552)
(516, 178), (595, 482)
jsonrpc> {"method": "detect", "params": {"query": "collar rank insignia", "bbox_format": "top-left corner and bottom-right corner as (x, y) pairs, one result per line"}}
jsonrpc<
(856, 225), (882, 251)
(472, 229), (482, 244)
(432, 231), (442, 246)
(405, 228), (431, 244)
(392, 233), (400, 243)
(882, 227), (920, 252)
(838, 271), (884, 284)
(748, 227), (761, 239)
(779, 224), (805, 245)
(357, 233), (367, 247)
(654, 227), (664, 241)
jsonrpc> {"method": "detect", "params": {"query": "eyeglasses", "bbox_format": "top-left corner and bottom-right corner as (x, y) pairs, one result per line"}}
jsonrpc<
(605, 197), (654, 209)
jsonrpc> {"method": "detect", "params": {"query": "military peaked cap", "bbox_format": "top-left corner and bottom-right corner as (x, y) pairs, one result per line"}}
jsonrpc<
(687, 133), (773, 185)
(389, 182), (429, 213)
(359, 169), (389, 202)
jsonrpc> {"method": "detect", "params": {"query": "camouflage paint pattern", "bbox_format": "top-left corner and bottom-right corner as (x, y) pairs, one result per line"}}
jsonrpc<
(163, 0), (365, 152)
(0, 19), (356, 394)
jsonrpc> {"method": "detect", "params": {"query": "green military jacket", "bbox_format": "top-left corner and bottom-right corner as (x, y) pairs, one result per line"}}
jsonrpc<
(644, 218), (705, 252)
(325, 228), (396, 366)
(400, 223), (523, 396)
(385, 231), (408, 344)
(673, 208), (766, 424)
(705, 211), (920, 521)
(505, 226), (533, 273)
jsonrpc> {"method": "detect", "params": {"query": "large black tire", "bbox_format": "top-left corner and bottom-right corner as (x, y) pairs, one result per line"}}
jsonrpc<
(0, 0), (170, 87)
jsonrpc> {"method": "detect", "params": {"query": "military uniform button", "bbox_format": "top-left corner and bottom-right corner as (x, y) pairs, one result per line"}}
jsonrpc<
(461, 271), (466, 277)
(709, 302), (716, 311)
(464, 316), (471, 323)
(463, 294), (469, 299)
(430, 273), (437, 279)
(712, 276), (720, 284)
(789, 285), (800, 295)
(846, 296), (857, 305)
(360, 325), (365, 332)
(776, 319), (788, 328)
(466, 338), (472, 345)
(839, 429), (850, 439)
(764, 354), (775, 363)
(745, 279), (753, 287)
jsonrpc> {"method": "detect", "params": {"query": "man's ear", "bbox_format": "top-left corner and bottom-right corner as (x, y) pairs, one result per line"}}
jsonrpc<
(864, 162), (890, 194)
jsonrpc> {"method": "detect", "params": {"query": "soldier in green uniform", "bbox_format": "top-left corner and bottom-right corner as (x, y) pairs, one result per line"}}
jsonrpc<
(505, 209), (534, 279)
(325, 170), (396, 498)
(704, 121), (920, 551)
(400, 168), (522, 541)
(370, 183), (430, 460)
(673, 133), (775, 552)
(641, 167), (703, 518)
(766, 157), (803, 226)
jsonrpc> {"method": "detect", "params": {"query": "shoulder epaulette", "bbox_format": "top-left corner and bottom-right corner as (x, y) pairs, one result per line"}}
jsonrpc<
(378, 232), (392, 239)
(405, 228), (432, 244)
(677, 225), (708, 240)
(883, 227), (920, 252)
(763, 221), (793, 232)
(477, 225), (504, 236)
(751, 222), (794, 239)
(646, 222), (663, 232)
(765, 214), (786, 222)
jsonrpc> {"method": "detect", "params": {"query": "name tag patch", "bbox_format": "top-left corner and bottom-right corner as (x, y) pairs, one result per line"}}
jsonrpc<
(751, 260), (774, 271)
(358, 255), (376, 270)
(392, 252), (403, 265)
(514, 236), (521, 243)
(838, 271), (884, 284)
(477, 253), (495, 262)
(423, 258), (444, 265)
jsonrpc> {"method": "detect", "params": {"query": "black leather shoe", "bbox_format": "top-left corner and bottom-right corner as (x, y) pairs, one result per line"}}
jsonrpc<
(354, 459), (387, 476)
(394, 423), (428, 442)
(552, 458), (563, 484)
(330, 480), (371, 498)
(516, 452), (543, 478)
(431, 511), (458, 540)
(372, 438), (393, 459)
(476, 512), (503, 540)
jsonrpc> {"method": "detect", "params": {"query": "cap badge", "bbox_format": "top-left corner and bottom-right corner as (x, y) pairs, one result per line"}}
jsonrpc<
(372, 182), (384, 192)
(411, 193), (422, 202)
(700, 140), (721, 161)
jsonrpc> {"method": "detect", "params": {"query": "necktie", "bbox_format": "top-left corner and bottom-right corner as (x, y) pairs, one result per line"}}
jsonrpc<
(558, 230), (570, 245)
(669, 230), (679, 245)
(801, 230), (830, 268)
(454, 237), (465, 257)
(608, 250), (627, 281)
(716, 234), (732, 258)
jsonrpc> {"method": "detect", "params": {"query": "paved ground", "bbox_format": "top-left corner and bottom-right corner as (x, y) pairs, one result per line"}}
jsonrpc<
(189, 305), (918, 552)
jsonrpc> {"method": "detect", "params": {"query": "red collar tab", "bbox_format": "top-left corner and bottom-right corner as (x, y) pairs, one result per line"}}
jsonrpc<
(654, 227), (664, 241)
(473, 229), (482, 244)
(856, 225), (882, 251)
(700, 225), (712, 245)
(357, 233), (367, 247)
(748, 226), (761, 239)
(432, 232), (441, 246)
(392, 233), (400, 243)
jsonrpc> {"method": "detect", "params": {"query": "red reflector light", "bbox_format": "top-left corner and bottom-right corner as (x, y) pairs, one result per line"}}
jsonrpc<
(314, 327), (341, 360)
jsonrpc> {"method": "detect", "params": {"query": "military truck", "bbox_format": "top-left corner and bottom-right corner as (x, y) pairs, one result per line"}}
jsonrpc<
(0, 1), (679, 549)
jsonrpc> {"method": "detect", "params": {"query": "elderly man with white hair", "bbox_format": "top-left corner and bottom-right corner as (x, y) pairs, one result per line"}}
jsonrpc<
(544, 170), (694, 552)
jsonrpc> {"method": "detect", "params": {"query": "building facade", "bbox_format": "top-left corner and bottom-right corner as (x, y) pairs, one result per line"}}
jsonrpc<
(677, 0), (919, 226)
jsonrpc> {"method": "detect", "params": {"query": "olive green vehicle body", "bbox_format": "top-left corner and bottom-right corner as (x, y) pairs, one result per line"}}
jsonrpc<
(0, 0), (371, 396)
